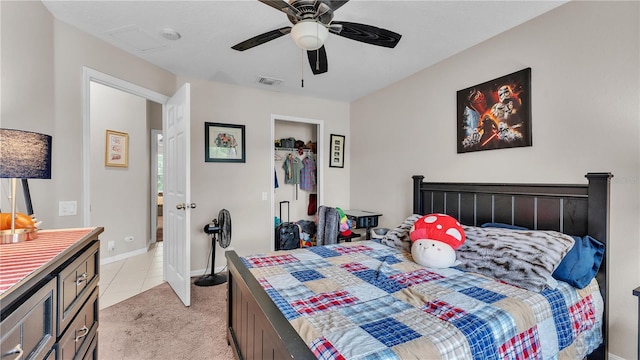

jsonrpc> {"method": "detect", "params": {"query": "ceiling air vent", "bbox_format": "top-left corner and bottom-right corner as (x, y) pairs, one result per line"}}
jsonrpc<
(257, 77), (283, 86)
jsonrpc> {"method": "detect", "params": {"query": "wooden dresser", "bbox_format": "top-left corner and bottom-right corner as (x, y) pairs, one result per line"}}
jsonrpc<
(0, 227), (103, 360)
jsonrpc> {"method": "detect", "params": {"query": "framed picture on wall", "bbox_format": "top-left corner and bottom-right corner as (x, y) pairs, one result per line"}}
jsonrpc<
(105, 129), (129, 167)
(205, 122), (246, 163)
(329, 134), (345, 168)
(456, 67), (532, 153)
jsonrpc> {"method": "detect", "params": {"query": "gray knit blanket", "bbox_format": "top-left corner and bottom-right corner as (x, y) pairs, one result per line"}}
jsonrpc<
(456, 225), (575, 292)
(379, 214), (422, 252)
(316, 206), (339, 246)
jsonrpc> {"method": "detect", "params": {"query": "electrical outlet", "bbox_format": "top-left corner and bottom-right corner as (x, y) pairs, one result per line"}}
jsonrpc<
(124, 236), (134, 242)
(107, 241), (115, 252)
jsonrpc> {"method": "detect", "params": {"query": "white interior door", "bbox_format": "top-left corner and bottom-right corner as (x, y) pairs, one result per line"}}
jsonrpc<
(163, 83), (191, 306)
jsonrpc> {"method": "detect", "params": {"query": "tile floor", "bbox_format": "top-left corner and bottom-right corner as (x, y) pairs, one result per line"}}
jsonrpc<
(99, 242), (165, 309)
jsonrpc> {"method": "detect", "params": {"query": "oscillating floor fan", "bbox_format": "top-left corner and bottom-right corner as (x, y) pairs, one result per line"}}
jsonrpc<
(194, 209), (232, 287)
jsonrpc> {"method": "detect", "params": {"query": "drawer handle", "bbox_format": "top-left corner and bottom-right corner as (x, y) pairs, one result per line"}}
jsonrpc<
(75, 272), (88, 285)
(2, 344), (23, 360)
(75, 325), (89, 343)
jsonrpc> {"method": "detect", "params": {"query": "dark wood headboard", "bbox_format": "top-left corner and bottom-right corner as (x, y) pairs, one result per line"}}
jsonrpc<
(412, 172), (612, 360)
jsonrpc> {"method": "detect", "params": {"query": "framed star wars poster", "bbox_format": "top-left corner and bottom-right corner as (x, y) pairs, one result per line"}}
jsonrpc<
(456, 68), (532, 153)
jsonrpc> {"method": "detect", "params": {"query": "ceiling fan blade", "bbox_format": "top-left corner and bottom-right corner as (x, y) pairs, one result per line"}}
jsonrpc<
(314, 2), (332, 19)
(231, 27), (291, 51)
(307, 46), (328, 75)
(331, 21), (401, 48)
(322, 0), (349, 12)
(329, 23), (343, 33)
(258, 0), (301, 17)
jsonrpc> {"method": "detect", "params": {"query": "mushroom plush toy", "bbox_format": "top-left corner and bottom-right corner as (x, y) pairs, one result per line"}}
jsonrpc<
(409, 214), (465, 268)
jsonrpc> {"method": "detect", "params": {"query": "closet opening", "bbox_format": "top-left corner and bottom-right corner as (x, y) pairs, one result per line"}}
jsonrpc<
(271, 115), (324, 250)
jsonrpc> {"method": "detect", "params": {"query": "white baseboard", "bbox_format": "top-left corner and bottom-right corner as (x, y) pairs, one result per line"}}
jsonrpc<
(609, 353), (625, 360)
(100, 243), (152, 265)
(101, 244), (226, 279)
(190, 265), (226, 278)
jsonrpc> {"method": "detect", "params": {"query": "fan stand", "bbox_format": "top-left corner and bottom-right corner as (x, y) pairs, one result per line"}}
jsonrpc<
(194, 230), (227, 287)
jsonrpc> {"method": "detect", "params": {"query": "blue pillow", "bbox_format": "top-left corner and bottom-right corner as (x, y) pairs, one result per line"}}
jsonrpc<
(480, 223), (604, 289)
(552, 235), (604, 289)
(480, 222), (528, 230)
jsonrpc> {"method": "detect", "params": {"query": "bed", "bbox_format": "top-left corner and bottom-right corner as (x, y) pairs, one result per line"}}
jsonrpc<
(225, 172), (611, 360)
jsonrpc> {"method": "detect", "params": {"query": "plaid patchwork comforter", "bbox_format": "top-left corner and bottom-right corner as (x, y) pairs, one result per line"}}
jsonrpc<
(241, 241), (603, 360)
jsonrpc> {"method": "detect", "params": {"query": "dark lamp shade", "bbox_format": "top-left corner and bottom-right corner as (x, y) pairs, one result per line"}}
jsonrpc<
(0, 128), (52, 179)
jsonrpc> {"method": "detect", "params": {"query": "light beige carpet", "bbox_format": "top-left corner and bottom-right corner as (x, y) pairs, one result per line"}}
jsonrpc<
(99, 281), (234, 360)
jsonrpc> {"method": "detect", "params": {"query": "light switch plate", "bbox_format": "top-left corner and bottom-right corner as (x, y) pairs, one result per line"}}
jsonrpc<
(59, 201), (77, 216)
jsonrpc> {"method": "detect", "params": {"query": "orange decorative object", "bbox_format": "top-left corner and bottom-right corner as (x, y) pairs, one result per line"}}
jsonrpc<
(0, 213), (36, 231)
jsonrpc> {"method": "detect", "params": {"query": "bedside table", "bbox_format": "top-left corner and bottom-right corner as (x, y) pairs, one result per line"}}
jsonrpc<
(343, 210), (382, 240)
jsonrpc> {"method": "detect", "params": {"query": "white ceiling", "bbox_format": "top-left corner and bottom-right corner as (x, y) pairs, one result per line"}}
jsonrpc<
(42, 0), (567, 102)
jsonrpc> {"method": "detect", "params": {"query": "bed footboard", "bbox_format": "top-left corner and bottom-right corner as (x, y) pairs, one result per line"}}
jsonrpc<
(226, 250), (315, 360)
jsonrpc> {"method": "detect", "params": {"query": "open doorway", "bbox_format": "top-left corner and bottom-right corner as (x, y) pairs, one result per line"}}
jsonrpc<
(83, 68), (193, 307)
(88, 81), (165, 307)
(270, 114), (324, 250)
(83, 68), (169, 307)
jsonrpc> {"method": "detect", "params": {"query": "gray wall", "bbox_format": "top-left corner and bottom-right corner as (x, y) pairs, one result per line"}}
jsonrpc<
(0, 1), (55, 218)
(350, 2), (639, 358)
(1, 0), (176, 259)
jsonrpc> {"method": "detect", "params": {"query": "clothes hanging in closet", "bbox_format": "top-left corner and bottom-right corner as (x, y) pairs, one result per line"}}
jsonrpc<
(308, 193), (317, 216)
(282, 153), (302, 184)
(300, 156), (316, 191)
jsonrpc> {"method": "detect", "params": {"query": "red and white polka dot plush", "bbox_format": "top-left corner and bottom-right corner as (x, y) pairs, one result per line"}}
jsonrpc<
(409, 214), (465, 268)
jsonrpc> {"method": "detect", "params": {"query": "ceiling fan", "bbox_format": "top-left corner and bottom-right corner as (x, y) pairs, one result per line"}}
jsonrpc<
(231, 0), (402, 75)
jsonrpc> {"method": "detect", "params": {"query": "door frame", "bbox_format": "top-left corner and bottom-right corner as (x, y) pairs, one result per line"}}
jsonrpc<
(150, 129), (163, 244)
(270, 114), (324, 250)
(81, 67), (169, 227)
(83, 68), (192, 306)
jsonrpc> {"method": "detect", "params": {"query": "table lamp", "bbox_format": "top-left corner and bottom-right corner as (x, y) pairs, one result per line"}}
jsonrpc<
(0, 128), (52, 243)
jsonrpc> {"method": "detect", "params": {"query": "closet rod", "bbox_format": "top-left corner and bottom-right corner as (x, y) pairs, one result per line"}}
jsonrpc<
(275, 147), (314, 152)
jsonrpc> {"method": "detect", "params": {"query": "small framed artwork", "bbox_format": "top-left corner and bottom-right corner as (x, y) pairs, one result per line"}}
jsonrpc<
(456, 67), (532, 153)
(105, 130), (129, 167)
(329, 134), (345, 168)
(205, 122), (245, 163)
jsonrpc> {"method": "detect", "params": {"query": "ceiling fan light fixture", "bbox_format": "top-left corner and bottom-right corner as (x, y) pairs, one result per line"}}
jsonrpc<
(291, 20), (328, 50)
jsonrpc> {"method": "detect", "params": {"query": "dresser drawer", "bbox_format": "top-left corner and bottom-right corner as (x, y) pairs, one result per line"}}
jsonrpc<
(43, 347), (55, 360)
(79, 331), (97, 360)
(0, 277), (56, 360)
(56, 287), (98, 360)
(58, 241), (99, 335)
